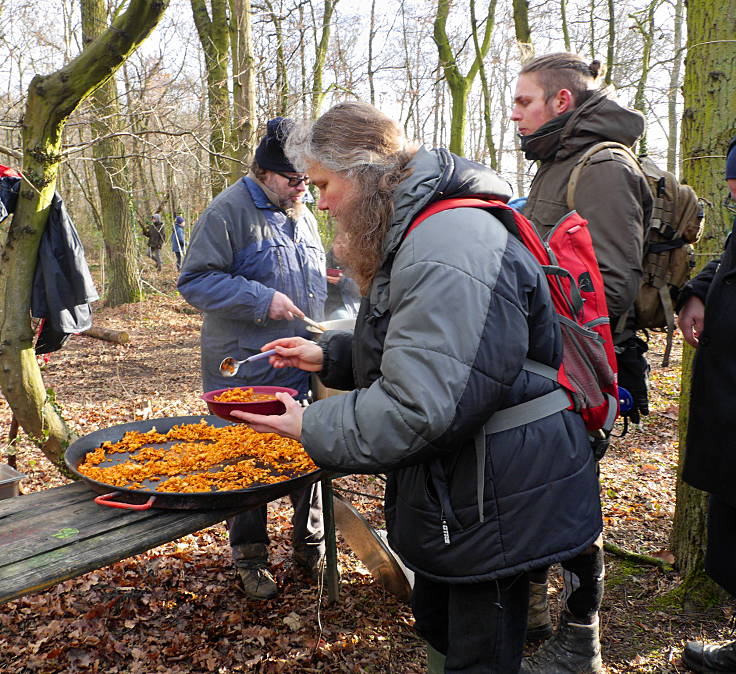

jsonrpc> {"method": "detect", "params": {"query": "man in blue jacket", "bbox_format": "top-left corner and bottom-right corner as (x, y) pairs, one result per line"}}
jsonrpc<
(178, 118), (327, 600)
(171, 213), (186, 271)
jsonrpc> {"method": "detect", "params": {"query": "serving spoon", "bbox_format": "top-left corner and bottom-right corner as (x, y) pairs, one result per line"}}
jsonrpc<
(219, 349), (277, 377)
(301, 315), (325, 333)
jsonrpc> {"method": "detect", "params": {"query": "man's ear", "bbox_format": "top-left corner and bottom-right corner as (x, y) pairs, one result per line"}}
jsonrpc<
(553, 89), (574, 115)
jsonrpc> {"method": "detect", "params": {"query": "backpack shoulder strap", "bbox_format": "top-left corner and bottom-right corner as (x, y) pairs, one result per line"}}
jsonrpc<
(405, 197), (505, 238)
(566, 141), (642, 210)
(406, 196), (550, 270)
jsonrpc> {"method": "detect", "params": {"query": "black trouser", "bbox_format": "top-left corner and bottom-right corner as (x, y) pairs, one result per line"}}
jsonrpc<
(706, 494), (736, 597)
(412, 571), (529, 673)
(528, 536), (604, 624)
(228, 483), (324, 564)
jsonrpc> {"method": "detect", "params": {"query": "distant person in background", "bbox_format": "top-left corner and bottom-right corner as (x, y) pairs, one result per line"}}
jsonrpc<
(141, 212), (165, 271)
(677, 136), (736, 674)
(171, 213), (187, 271)
(324, 231), (360, 320)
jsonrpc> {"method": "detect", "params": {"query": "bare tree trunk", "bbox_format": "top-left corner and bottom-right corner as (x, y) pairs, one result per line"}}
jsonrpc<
(433, 0), (497, 156)
(604, 0), (615, 85)
(230, 0), (257, 170)
(560, 0), (570, 52)
(311, 0), (339, 119)
(81, 0), (142, 307)
(122, 61), (154, 221)
(588, 0), (596, 60)
(667, 0), (685, 174)
(631, 0), (658, 155)
(470, 0), (497, 169)
(191, 0), (233, 195)
(263, 0), (289, 117)
(671, 0), (736, 606)
(0, 0), (168, 470)
(512, 0), (533, 62)
(515, 133), (525, 198)
(367, 0), (377, 106)
(298, 3), (308, 117)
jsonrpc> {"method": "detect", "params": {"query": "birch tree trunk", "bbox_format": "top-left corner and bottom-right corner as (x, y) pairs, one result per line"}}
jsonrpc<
(670, 0), (736, 605)
(0, 0), (168, 469)
(81, 0), (142, 306)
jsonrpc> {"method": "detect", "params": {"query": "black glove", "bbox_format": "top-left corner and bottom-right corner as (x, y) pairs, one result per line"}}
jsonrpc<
(615, 336), (650, 425)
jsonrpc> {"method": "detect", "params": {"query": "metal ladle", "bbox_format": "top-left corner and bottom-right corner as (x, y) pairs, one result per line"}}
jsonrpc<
(219, 349), (277, 377)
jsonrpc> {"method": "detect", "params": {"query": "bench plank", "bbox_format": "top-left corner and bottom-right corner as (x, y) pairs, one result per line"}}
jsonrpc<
(0, 484), (246, 604)
(0, 488), (227, 565)
(0, 481), (91, 517)
(1, 479), (341, 605)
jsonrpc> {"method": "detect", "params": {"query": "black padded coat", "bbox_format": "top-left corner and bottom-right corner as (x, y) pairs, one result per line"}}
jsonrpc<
(677, 207), (736, 506)
(301, 147), (602, 583)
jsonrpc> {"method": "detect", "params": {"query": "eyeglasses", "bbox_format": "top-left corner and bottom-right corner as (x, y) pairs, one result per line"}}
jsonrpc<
(274, 170), (310, 187)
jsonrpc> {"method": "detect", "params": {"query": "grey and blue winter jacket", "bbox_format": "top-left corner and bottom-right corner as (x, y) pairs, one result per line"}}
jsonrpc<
(178, 177), (326, 394)
(301, 147), (602, 582)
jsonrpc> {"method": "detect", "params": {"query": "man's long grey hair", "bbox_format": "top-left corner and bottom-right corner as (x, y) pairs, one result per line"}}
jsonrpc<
(285, 102), (416, 294)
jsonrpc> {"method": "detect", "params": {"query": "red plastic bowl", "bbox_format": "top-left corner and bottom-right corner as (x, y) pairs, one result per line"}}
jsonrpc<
(201, 386), (299, 423)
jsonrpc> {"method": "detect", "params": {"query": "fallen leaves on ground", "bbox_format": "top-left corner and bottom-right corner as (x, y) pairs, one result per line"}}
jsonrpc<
(1, 271), (735, 672)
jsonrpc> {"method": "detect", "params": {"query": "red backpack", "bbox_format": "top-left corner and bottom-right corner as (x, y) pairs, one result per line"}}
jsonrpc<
(407, 198), (619, 444)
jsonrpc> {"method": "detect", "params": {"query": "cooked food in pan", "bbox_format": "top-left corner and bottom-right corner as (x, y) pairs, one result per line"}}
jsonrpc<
(77, 420), (316, 493)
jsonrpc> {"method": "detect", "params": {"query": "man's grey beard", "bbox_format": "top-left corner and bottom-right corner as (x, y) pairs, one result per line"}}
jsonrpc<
(331, 185), (393, 295)
(284, 200), (305, 220)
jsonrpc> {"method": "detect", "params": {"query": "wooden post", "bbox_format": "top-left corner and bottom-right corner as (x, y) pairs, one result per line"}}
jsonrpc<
(321, 475), (340, 604)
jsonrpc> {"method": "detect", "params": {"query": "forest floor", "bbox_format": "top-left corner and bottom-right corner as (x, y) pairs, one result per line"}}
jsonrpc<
(1, 261), (735, 673)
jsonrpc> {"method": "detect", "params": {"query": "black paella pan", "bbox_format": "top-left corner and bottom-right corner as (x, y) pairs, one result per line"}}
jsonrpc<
(65, 415), (322, 510)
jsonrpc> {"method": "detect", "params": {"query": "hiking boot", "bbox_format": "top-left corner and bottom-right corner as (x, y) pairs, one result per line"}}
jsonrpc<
(237, 565), (278, 600)
(520, 612), (602, 673)
(293, 549), (325, 582)
(682, 639), (736, 673)
(527, 580), (553, 642)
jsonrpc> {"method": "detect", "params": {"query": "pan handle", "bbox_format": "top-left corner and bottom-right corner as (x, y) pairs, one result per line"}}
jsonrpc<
(94, 491), (156, 510)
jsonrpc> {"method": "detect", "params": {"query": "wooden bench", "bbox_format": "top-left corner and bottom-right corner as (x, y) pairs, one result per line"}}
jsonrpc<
(0, 478), (339, 605)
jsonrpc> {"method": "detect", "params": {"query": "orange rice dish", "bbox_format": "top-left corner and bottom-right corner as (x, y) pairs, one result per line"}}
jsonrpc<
(77, 420), (317, 493)
(213, 387), (278, 402)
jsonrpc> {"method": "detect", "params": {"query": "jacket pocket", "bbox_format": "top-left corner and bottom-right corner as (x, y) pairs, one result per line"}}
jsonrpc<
(391, 491), (503, 578)
(233, 238), (287, 289)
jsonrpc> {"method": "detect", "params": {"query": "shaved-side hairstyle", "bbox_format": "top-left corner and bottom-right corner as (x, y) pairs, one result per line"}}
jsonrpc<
(521, 53), (604, 106)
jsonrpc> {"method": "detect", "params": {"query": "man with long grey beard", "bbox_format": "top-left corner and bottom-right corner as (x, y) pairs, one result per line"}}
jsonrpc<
(178, 117), (327, 600)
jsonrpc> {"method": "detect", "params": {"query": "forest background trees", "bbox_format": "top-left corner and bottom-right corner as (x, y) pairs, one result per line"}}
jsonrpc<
(0, 0), (734, 600)
(0, 0), (713, 253)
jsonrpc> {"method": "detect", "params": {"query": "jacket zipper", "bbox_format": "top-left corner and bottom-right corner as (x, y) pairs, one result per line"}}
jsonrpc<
(441, 509), (451, 545)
